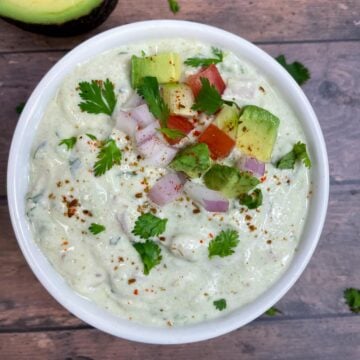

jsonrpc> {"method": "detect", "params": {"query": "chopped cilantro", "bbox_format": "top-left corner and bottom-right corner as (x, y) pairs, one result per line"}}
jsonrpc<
(136, 76), (170, 127)
(168, 0), (180, 14)
(93, 139), (122, 177)
(185, 47), (224, 67)
(157, 127), (186, 140)
(239, 189), (263, 209)
(265, 306), (281, 316)
(208, 229), (239, 258)
(192, 78), (224, 115)
(132, 213), (168, 240)
(213, 298), (227, 311)
(133, 239), (162, 275)
(344, 288), (360, 313)
(86, 133), (97, 141)
(89, 223), (105, 235)
(78, 79), (117, 116)
(16, 102), (25, 114)
(59, 137), (77, 150)
(276, 142), (311, 169)
(275, 55), (310, 85)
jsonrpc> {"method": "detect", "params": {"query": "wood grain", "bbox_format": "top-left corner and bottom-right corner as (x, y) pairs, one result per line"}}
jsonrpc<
(1, 182), (359, 330)
(0, 0), (359, 53)
(0, 316), (359, 360)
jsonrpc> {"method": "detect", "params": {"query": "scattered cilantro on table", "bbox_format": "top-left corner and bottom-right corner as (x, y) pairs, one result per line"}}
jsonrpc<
(168, 0), (180, 14)
(344, 288), (360, 313)
(59, 137), (77, 150)
(93, 139), (122, 177)
(213, 298), (227, 311)
(78, 78), (117, 115)
(185, 47), (224, 67)
(132, 213), (168, 240)
(265, 306), (282, 316)
(15, 102), (26, 114)
(208, 229), (239, 258)
(275, 55), (310, 85)
(276, 142), (311, 169)
(133, 240), (163, 275)
(89, 223), (106, 235)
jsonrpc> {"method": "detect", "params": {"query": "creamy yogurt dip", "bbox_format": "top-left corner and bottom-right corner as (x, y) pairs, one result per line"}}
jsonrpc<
(26, 39), (310, 327)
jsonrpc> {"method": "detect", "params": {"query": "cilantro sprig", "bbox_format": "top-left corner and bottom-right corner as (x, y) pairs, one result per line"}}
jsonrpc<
(344, 288), (360, 313)
(93, 139), (122, 177)
(133, 240), (162, 275)
(208, 229), (239, 258)
(276, 142), (311, 169)
(265, 306), (282, 316)
(185, 47), (224, 68)
(136, 76), (170, 127)
(239, 189), (263, 209)
(168, 0), (180, 14)
(89, 223), (106, 235)
(59, 137), (77, 150)
(16, 102), (26, 114)
(213, 298), (227, 311)
(132, 213), (168, 240)
(157, 127), (186, 140)
(275, 55), (310, 86)
(78, 79), (117, 116)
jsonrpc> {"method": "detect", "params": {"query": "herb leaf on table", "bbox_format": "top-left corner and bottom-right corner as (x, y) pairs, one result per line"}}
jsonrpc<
(275, 55), (310, 85)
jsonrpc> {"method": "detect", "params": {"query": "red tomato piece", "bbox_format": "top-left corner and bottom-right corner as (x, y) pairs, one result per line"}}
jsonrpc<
(186, 64), (226, 97)
(165, 115), (194, 145)
(198, 124), (235, 159)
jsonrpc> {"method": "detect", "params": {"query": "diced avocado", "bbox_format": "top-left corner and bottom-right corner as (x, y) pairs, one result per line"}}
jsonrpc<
(170, 143), (211, 178)
(0, 0), (117, 36)
(131, 53), (181, 88)
(162, 83), (196, 116)
(236, 105), (280, 162)
(215, 104), (240, 139)
(203, 164), (259, 198)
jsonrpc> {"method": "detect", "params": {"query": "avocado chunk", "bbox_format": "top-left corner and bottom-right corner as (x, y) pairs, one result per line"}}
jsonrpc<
(131, 53), (181, 88)
(236, 105), (280, 162)
(170, 143), (211, 178)
(162, 83), (196, 117)
(0, 0), (118, 37)
(203, 164), (259, 198)
(215, 104), (241, 139)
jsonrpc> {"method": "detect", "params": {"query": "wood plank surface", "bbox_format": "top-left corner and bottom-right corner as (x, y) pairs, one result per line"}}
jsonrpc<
(0, 316), (359, 360)
(0, 0), (359, 53)
(1, 182), (359, 330)
(1, 41), (360, 195)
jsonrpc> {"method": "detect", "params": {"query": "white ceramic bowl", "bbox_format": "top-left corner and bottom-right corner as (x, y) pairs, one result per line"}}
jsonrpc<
(7, 20), (329, 344)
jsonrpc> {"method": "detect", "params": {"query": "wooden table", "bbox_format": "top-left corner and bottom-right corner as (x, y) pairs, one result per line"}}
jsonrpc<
(1, 1), (359, 358)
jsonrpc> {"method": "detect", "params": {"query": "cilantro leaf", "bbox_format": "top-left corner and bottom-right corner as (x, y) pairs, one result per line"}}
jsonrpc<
(89, 223), (106, 235)
(168, 0), (180, 14)
(16, 102), (25, 114)
(276, 142), (311, 169)
(93, 139), (122, 177)
(344, 288), (360, 313)
(136, 76), (170, 126)
(157, 127), (186, 140)
(208, 229), (239, 258)
(239, 189), (263, 209)
(132, 213), (168, 240)
(275, 55), (310, 86)
(265, 306), (282, 316)
(185, 47), (224, 67)
(59, 137), (77, 150)
(133, 239), (162, 275)
(86, 133), (97, 141)
(78, 79), (117, 116)
(213, 298), (227, 311)
(192, 78), (224, 115)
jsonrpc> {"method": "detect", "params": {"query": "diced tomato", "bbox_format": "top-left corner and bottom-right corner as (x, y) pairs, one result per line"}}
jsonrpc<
(198, 124), (235, 159)
(186, 64), (226, 97)
(165, 115), (194, 145)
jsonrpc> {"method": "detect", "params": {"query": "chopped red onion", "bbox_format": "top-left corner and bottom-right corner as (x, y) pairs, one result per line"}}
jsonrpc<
(135, 121), (158, 145)
(115, 111), (138, 137)
(137, 136), (177, 167)
(237, 156), (265, 177)
(183, 181), (229, 212)
(130, 104), (155, 128)
(149, 172), (186, 206)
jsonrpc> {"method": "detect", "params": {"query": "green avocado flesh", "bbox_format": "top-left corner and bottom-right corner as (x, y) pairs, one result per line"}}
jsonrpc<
(0, 0), (117, 36)
(236, 105), (280, 162)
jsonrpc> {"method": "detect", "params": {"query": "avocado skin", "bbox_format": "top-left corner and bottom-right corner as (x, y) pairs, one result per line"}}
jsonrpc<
(1, 0), (118, 37)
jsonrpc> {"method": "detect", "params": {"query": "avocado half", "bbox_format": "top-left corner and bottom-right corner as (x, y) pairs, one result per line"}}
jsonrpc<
(0, 0), (118, 37)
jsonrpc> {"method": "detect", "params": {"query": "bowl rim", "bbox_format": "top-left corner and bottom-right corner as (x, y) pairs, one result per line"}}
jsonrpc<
(7, 19), (329, 344)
